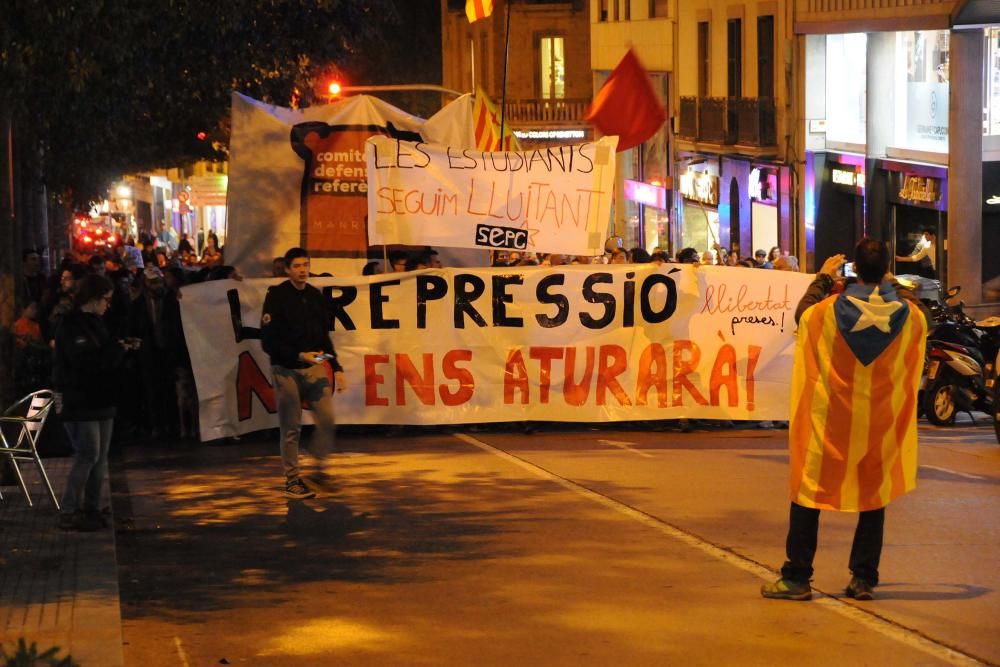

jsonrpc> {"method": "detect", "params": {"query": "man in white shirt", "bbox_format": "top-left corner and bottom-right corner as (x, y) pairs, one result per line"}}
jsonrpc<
(895, 230), (936, 279)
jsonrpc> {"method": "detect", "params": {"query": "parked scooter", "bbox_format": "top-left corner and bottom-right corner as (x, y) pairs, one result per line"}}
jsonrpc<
(921, 287), (1000, 431)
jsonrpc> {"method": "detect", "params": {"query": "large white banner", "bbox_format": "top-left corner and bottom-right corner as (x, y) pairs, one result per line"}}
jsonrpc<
(226, 93), (489, 276)
(366, 137), (618, 256)
(180, 265), (813, 441)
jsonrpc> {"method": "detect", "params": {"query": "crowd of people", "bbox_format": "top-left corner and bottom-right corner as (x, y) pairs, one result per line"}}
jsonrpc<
(10, 229), (927, 602)
(12, 234), (803, 442)
(12, 231), (234, 443)
(479, 244), (799, 271)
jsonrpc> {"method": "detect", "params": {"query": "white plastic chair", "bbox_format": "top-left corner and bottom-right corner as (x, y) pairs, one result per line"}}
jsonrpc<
(0, 389), (60, 509)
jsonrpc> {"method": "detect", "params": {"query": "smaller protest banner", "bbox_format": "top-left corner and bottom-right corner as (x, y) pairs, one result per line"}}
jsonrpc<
(365, 136), (618, 256)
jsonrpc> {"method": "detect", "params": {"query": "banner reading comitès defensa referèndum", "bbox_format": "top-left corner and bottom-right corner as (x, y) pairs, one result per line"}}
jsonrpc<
(181, 265), (814, 441)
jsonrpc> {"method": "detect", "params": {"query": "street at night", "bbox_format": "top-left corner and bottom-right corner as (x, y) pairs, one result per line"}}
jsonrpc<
(106, 420), (999, 666)
(6, 1), (1000, 665)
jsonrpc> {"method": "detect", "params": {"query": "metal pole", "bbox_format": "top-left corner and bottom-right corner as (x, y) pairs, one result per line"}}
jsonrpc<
(499, 0), (513, 150)
(5, 117), (13, 218)
(336, 84), (465, 98)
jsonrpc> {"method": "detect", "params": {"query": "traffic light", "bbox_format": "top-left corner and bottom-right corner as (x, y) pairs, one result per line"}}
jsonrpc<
(328, 81), (342, 97)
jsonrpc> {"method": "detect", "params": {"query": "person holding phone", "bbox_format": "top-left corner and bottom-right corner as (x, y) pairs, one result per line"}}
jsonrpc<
(53, 274), (138, 531)
(260, 247), (345, 499)
(761, 241), (929, 601)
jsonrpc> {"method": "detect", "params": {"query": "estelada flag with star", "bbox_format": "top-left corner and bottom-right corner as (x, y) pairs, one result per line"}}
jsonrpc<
(585, 48), (666, 152)
(788, 282), (927, 512)
(466, 0), (494, 22)
(472, 86), (519, 151)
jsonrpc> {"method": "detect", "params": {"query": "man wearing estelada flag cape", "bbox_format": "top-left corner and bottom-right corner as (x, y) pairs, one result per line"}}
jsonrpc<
(762, 239), (929, 602)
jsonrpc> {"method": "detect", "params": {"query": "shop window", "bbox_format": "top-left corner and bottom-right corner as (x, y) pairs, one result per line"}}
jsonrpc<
(825, 33), (867, 145)
(641, 74), (670, 252)
(649, 0), (668, 18)
(599, 0), (609, 22)
(681, 203), (719, 258)
(539, 36), (566, 99)
(620, 146), (642, 250)
(751, 202), (778, 257)
(893, 30), (949, 153)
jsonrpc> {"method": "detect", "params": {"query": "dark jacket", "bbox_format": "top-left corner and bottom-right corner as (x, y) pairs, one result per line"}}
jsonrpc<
(52, 310), (126, 421)
(260, 280), (342, 371)
(126, 287), (189, 369)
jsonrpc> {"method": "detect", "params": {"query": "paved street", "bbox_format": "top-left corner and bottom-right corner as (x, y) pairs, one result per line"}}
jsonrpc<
(109, 419), (1000, 666)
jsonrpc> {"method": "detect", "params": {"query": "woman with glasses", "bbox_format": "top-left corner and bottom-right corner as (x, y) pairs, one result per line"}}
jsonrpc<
(52, 274), (139, 531)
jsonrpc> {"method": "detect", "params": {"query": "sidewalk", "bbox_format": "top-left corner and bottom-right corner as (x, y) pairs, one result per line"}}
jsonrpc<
(0, 458), (123, 667)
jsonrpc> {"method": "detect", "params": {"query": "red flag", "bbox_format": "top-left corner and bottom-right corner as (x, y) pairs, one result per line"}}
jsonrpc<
(585, 49), (666, 152)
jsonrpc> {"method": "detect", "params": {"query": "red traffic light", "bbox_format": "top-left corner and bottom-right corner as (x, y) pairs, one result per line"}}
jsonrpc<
(196, 131), (207, 141)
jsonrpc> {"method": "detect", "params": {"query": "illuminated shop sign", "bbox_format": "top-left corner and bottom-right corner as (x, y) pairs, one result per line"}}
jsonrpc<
(679, 169), (719, 206)
(512, 129), (587, 140)
(832, 168), (865, 189)
(749, 167), (778, 203)
(898, 174), (941, 203)
(624, 179), (667, 209)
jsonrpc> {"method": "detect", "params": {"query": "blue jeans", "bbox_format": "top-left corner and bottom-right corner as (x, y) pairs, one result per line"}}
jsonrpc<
(60, 419), (114, 515)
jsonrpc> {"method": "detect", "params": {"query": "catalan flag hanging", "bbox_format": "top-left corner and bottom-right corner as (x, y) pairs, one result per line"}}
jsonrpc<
(788, 283), (927, 512)
(472, 86), (519, 151)
(466, 0), (494, 23)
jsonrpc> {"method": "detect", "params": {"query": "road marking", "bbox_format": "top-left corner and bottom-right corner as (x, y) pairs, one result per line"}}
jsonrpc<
(174, 636), (191, 667)
(920, 465), (989, 481)
(454, 431), (989, 667)
(597, 438), (653, 458)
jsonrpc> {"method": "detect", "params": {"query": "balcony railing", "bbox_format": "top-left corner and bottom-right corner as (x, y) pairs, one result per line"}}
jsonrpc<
(502, 98), (590, 125)
(677, 96), (776, 148)
(733, 97), (777, 147)
(698, 97), (730, 144)
(679, 96), (698, 139)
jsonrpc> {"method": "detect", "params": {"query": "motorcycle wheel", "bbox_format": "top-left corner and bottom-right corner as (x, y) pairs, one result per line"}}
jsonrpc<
(924, 382), (957, 426)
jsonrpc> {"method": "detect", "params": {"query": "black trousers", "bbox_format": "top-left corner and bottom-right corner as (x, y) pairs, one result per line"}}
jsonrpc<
(780, 502), (885, 586)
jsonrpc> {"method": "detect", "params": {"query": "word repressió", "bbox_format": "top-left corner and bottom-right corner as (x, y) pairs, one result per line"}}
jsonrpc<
(320, 271), (679, 330)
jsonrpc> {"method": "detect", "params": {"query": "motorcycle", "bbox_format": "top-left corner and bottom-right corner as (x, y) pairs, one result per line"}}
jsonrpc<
(921, 287), (1000, 434)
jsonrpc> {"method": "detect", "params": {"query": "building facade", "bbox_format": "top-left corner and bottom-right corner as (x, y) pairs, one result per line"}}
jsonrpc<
(117, 161), (229, 250)
(674, 0), (794, 264)
(796, 0), (1000, 310)
(441, 0), (592, 147)
(591, 0), (674, 252)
